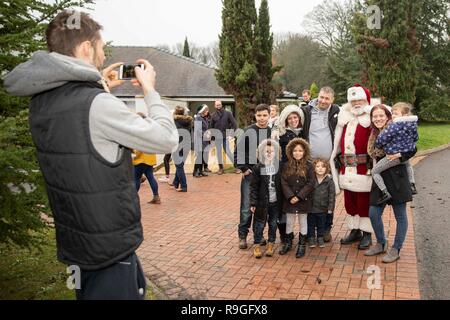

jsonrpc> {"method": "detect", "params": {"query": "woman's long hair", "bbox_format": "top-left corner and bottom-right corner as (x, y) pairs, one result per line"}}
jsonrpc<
(283, 138), (311, 178)
(370, 104), (392, 139)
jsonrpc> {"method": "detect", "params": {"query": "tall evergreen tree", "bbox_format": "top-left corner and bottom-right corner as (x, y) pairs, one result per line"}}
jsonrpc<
(351, 0), (421, 105)
(182, 36), (191, 58)
(216, 0), (258, 127)
(254, 0), (281, 104)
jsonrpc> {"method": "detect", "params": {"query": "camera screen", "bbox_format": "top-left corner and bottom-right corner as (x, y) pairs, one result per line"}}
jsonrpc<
(121, 64), (143, 79)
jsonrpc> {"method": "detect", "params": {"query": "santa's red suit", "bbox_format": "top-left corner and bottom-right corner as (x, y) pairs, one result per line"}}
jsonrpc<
(331, 85), (374, 242)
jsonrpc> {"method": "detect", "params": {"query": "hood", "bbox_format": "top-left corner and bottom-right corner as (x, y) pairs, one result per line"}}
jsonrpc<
(278, 105), (305, 136)
(3, 50), (102, 97)
(285, 137), (310, 163)
(393, 115), (418, 123)
(257, 139), (281, 164)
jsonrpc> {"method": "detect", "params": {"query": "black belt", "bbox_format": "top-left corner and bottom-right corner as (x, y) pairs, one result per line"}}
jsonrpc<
(339, 154), (370, 167)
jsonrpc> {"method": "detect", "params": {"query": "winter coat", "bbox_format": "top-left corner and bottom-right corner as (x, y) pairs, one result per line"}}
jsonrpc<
(281, 162), (315, 214)
(194, 114), (210, 149)
(174, 115), (193, 159)
(375, 116), (419, 154)
(301, 99), (340, 144)
(250, 163), (283, 219)
(233, 124), (272, 173)
(310, 175), (336, 214)
(210, 109), (237, 136)
(276, 105), (306, 163)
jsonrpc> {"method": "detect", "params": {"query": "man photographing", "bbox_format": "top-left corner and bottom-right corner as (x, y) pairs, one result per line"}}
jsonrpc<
(4, 10), (178, 300)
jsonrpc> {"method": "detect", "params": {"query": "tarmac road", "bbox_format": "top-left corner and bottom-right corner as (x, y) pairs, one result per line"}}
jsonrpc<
(413, 147), (450, 299)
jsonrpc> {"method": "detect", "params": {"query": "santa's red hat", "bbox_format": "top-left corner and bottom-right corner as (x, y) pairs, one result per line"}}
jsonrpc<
(347, 84), (371, 105)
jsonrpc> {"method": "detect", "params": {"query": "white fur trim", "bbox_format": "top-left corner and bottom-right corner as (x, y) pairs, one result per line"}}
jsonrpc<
(338, 103), (371, 128)
(339, 173), (373, 192)
(278, 105), (305, 136)
(359, 217), (374, 233)
(347, 215), (360, 230)
(348, 87), (367, 102)
(393, 115), (418, 123)
(347, 215), (374, 233)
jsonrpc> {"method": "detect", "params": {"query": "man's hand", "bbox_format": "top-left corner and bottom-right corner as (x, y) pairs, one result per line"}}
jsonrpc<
(250, 207), (256, 214)
(131, 59), (156, 96)
(290, 196), (299, 205)
(387, 153), (401, 161)
(102, 62), (125, 89)
(243, 169), (252, 176)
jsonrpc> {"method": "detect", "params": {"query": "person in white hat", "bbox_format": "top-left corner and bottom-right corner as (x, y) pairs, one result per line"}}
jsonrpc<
(330, 84), (374, 250)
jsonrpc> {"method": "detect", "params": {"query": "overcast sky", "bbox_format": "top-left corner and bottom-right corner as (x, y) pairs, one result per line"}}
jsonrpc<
(81, 0), (325, 47)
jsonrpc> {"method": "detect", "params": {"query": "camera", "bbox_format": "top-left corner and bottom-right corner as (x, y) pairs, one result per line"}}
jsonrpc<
(119, 64), (145, 80)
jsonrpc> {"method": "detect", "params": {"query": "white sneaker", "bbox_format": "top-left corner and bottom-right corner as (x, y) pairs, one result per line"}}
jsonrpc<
(158, 176), (169, 182)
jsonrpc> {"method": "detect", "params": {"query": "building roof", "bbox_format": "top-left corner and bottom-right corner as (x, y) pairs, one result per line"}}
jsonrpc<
(105, 46), (230, 98)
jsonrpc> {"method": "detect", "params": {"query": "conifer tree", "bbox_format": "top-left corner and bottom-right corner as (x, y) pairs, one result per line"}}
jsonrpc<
(182, 37), (191, 58)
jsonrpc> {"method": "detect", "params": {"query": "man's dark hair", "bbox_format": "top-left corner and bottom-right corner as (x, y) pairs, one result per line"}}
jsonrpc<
(255, 104), (270, 114)
(46, 10), (103, 56)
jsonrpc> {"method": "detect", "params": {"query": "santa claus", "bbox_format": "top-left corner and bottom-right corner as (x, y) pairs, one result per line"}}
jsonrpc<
(330, 84), (374, 250)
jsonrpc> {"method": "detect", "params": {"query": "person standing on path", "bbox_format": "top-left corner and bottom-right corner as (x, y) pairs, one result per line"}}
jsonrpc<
(210, 100), (237, 175)
(4, 10), (178, 299)
(133, 151), (161, 204)
(330, 84), (374, 250)
(365, 104), (416, 263)
(301, 87), (340, 242)
(193, 104), (211, 177)
(234, 104), (272, 250)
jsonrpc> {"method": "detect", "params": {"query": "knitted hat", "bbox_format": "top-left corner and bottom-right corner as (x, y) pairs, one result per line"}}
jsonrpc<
(347, 84), (371, 104)
(197, 104), (208, 114)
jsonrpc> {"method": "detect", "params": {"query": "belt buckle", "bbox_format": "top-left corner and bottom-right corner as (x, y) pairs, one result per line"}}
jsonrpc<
(345, 155), (357, 167)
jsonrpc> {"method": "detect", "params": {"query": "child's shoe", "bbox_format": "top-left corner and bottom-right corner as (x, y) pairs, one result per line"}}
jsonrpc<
(411, 183), (418, 195)
(253, 245), (262, 259)
(308, 237), (317, 248)
(317, 237), (325, 248)
(239, 238), (248, 250)
(265, 242), (275, 257)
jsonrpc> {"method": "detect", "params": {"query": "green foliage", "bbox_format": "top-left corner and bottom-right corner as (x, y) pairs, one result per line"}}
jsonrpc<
(0, 110), (50, 248)
(273, 34), (328, 96)
(216, 0), (279, 127)
(310, 82), (319, 99)
(351, 0), (421, 105)
(183, 37), (191, 58)
(0, 0), (94, 249)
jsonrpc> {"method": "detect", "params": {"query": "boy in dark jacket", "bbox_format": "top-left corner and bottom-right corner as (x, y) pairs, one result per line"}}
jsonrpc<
(234, 104), (272, 250)
(250, 139), (282, 258)
(308, 159), (336, 248)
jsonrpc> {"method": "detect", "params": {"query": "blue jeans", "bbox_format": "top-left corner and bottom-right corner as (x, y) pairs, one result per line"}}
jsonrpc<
(238, 174), (254, 239)
(173, 162), (187, 190)
(325, 212), (334, 232)
(307, 213), (327, 238)
(172, 150), (188, 190)
(369, 203), (408, 250)
(253, 203), (279, 244)
(134, 164), (158, 196)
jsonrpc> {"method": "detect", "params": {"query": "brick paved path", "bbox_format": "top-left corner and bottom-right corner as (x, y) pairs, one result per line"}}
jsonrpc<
(137, 168), (421, 300)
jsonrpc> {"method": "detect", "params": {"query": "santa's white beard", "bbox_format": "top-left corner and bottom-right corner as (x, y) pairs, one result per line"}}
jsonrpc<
(351, 105), (366, 116)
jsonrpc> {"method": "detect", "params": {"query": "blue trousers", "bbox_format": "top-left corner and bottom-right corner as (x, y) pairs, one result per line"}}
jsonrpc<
(134, 164), (158, 196)
(369, 203), (408, 250)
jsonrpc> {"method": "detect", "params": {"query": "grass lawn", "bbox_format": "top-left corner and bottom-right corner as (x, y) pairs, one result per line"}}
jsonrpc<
(417, 123), (450, 152)
(0, 229), (156, 300)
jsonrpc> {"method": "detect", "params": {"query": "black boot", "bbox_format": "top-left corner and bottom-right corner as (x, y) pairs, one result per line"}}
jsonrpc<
(358, 232), (372, 250)
(279, 232), (293, 255)
(340, 229), (363, 245)
(296, 234), (307, 258)
(278, 223), (287, 245)
(376, 190), (392, 205)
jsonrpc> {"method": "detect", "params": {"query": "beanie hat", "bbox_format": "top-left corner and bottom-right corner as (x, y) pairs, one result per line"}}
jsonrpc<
(197, 104), (208, 114)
